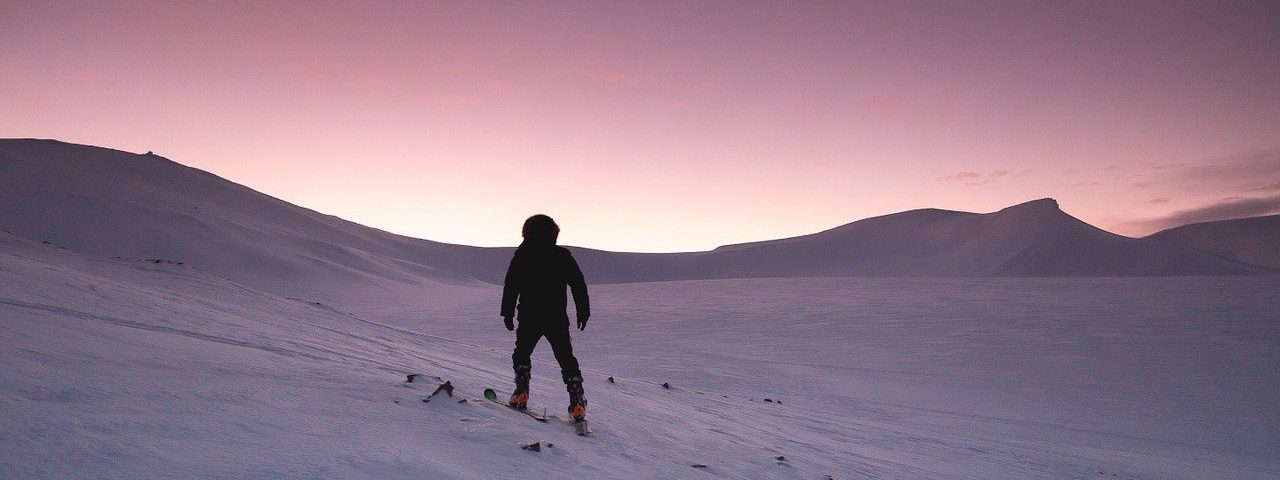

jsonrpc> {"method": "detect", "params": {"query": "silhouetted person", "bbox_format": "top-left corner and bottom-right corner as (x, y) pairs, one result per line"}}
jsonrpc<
(501, 214), (590, 421)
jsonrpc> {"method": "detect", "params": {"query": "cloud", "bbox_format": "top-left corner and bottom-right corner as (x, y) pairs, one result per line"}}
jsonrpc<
(1148, 197), (1171, 204)
(936, 169), (1014, 186)
(1251, 181), (1280, 192)
(1127, 194), (1280, 233)
(937, 171), (980, 181)
(1165, 149), (1280, 192)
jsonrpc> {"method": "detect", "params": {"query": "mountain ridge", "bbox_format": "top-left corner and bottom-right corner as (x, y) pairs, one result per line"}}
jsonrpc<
(690, 195), (1265, 277)
(0, 138), (1269, 295)
(1145, 214), (1280, 270)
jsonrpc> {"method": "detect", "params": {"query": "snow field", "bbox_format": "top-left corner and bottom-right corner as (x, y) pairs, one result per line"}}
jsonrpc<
(3, 232), (1278, 478)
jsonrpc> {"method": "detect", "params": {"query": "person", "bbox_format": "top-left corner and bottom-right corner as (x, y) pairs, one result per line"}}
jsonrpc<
(500, 214), (591, 421)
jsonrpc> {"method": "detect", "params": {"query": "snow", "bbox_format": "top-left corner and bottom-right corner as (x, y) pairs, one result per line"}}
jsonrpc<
(2, 138), (1278, 478)
(1, 139), (1268, 290)
(0, 139), (492, 300)
(2, 231), (1277, 479)
(1146, 215), (1280, 270)
(698, 198), (1267, 277)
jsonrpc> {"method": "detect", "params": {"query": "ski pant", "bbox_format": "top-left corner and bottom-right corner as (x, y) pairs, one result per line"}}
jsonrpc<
(512, 317), (581, 384)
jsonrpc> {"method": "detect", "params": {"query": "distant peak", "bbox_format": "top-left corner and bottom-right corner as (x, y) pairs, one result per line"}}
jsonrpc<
(998, 198), (1059, 213)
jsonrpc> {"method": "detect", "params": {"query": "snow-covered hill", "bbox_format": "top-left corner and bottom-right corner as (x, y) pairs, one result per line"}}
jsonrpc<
(1, 139), (1267, 284)
(1146, 214), (1280, 270)
(0, 139), (514, 302)
(696, 198), (1266, 277)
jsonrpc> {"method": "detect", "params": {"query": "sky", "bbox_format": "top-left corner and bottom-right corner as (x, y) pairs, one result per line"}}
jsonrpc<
(2, 1), (1278, 252)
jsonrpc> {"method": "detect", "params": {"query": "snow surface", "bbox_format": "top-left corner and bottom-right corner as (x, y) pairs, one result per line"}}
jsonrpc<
(2, 231), (1277, 479)
(3, 138), (1278, 478)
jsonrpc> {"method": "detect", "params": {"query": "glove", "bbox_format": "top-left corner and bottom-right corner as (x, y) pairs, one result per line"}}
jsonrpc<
(576, 314), (588, 331)
(503, 315), (514, 331)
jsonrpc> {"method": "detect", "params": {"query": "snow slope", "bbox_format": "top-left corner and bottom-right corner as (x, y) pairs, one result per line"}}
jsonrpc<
(0, 138), (697, 287)
(3, 229), (1278, 479)
(1146, 215), (1280, 270)
(0, 139), (499, 300)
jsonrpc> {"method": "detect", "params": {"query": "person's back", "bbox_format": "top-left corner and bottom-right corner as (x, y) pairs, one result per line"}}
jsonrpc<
(500, 215), (590, 422)
(501, 243), (587, 322)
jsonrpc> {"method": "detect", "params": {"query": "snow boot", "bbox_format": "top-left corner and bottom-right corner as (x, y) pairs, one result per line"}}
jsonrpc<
(510, 365), (531, 410)
(566, 376), (587, 421)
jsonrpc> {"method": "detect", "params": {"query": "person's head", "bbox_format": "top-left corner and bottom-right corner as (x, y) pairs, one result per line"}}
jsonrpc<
(521, 214), (560, 245)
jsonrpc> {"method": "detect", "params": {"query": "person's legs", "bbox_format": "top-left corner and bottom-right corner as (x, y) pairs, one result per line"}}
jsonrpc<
(509, 322), (542, 408)
(545, 321), (586, 418)
(544, 321), (582, 383)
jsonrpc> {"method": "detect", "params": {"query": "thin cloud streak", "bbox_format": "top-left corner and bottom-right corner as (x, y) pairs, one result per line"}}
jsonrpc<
(937, 171), (981, 181)
(936, 170), (1013, 187)
(1167, 149), (1280, 191)
(1251, 181), (1280, 192)
(1127, 194), (1280, 234)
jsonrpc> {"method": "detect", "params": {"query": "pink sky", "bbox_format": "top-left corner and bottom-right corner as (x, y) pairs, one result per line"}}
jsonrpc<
(3, 1), (1278, 252)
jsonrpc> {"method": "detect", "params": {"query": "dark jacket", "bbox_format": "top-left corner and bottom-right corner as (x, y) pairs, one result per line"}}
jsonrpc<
(501, 243), (590, 323)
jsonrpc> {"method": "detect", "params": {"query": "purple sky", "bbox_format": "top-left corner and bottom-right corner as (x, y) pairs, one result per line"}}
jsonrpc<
(3, 1), (1278, 252)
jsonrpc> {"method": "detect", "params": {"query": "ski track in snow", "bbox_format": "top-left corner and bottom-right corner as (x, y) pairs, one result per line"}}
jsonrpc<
(2, 236), (1279, 479)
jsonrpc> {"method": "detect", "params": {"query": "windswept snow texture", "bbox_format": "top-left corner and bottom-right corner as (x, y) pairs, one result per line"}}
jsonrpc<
(0, 139), (1266, 282)
(1146, 215), (1280, 270)
(2, 232), (1278, 479)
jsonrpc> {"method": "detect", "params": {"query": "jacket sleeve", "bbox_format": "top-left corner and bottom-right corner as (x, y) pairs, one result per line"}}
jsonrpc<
(500, 253), (520, 318)
(566, 252), (590, 320)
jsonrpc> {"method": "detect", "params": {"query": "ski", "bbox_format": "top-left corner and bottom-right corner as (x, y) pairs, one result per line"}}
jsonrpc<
(482, 387), (592, 434)
(483, 388), (547, 422)
(514, 404), (549, 422)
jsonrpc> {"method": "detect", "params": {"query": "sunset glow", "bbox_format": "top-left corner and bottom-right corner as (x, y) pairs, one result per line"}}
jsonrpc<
(3, 1), (1277, 252)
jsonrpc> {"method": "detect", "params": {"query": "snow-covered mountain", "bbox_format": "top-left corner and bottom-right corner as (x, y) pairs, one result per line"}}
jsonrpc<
(1145, 214), (1280, 270)
(0, 138), (1267, 299)
(0, 139), (504, 300)
(691, 198), (1268, 277)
